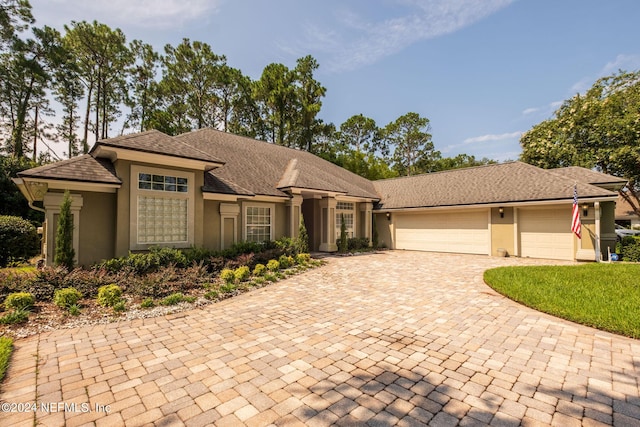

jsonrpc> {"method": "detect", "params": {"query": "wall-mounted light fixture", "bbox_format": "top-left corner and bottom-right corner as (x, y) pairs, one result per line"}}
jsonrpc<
(499, 207), (504, 218)
(582, 203), (589, 217)
(386, 212), (391, 221)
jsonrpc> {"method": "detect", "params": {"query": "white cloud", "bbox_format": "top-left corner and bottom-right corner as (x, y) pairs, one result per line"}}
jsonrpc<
(571, 54), (640, 93)
(41, 0), (222, 30)
(521, 100), (562, 117)
(297, 0), (513, 72)
(463, 131), (522, 144)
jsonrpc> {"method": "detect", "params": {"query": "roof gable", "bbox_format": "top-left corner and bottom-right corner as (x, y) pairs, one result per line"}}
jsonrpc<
(17, 155), (121, 185)
(373, 161), (618, 210)
(176, 128), (379, 199)
(91, 129), (224, 165)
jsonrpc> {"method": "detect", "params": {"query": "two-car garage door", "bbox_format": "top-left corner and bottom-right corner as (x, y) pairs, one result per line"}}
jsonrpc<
(393, 207), (575, 260)
(395, 210), (489, 255)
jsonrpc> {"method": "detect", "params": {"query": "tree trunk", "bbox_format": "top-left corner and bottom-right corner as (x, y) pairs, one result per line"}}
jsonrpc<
(32, 105), (38, 161)
(83, 82), (93, 153)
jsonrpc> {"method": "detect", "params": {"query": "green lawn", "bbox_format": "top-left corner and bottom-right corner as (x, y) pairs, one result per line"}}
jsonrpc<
(483, 263), (640, 339)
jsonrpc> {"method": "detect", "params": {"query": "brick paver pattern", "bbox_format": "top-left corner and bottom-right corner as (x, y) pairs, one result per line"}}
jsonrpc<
(1, 251), (639, 426)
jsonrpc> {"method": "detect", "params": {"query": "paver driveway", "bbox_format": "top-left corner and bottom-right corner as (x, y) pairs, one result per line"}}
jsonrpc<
(1, 251), (639, 426)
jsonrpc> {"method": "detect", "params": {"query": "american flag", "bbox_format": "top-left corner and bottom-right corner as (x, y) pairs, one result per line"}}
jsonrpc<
(571, 184), (581, 239)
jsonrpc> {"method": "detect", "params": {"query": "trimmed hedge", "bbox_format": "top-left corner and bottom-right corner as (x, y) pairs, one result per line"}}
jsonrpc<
(0, 216), (39, 267)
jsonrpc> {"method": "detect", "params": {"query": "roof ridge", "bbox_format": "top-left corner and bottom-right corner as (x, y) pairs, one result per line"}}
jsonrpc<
(373, 160), (521, 182)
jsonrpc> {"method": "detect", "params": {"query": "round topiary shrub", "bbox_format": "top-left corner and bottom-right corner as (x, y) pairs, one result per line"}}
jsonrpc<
(252, 263), (266, 277)
(4, 292), (35, 311)
(234, 266), (250, 282)
(266, 259), (280, 272)
(53, 287), (83, 309)
(220, 268), (235, 284)
(97, 284), (123, 308)
(0, 216), (40, 267)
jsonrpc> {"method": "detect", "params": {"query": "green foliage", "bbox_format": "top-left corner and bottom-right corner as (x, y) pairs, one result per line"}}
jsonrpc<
(54, 190), (75, 271)
(68, 304), (81, 316)
(219, 283), (236, 294)
(484, 263), (640, 339)
(4, 291), (34, 311)
(0, 308), (29, 325)
(295, 253), (310, 265)
(97, 284), (123, 308)
(295, 215), (309, 254)
(278, 255), (293, 269)
(620, 236), (640, 262)
(252, 263), (266, 276)
(53, 287), (82, 309)
(372, 215), (379, 248)
(338, 213), (348, 254)
(112, 301), (127, 312)
(234, 266), (250, 282)
(160, 292), (194, 306)
(140, 297), (155, 308)
(204, 290), (219, 300)
(97, 246), (187, 274)
(274, 237), (295, 256)
(383, 112), (437, 177)
(0, 337), (13, 383)
(0, 215), (40, 267)
(220, 268), (235, 284)
(266, 259), (280, 271)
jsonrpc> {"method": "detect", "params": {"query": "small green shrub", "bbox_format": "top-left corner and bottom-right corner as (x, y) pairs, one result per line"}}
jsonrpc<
(275, 236), (295, 256)
(620, 236), (640, 262)
(0, 308), (29, 325)
(295, 253), (311, 265)
(97, 284), (123, 307)
(234, 266), (250, 282)
(96, 246), (187, 274)
(264, 273), (277, 282)
(113, 301), (127, 312)
(204, 290), (219, 300)
(54, 190), (75, 271)
(253, 277), (266, 286)
(140, 298), (155, 308)
(220, 268), (235, 284)
(219, 283), (236, 293)
(160, 292), (195, 306)
(0, 336), (13, 382)
(53, 287), (82, 309)
(295, 215), (309, 254)
(278, 255), (294, 269)
(253, 263), (266, 276)
(338, 214), (348, 254)
(68, 305), (81, 316)
(267, 259), (280, 271)
(0, 215), (40, 267)
(4, 292), (35, 311)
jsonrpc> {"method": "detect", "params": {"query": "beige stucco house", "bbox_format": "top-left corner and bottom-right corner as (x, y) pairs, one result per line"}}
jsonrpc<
(13, 128), (625, 266)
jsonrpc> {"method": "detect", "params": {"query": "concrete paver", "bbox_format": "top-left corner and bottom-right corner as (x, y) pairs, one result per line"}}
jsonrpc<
(1, 251), (639, 426)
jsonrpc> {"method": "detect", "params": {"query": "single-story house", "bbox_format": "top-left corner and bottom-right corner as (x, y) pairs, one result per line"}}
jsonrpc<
(615, 194), (640, 229)
(13, 128), (625, 266)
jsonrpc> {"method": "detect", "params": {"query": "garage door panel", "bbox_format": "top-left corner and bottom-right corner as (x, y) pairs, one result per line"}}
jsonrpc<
(519, 208), (573, 261)
(395, 211), (488, 255)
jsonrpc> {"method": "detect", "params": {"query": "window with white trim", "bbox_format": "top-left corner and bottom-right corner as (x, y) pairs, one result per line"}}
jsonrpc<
(245, 204), (273, 242)
(131, 165), (194, 249)
(336, 201), (355, 238)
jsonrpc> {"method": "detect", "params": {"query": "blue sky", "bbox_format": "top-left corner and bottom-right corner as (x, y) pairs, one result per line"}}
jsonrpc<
(32, 0), (640, 161)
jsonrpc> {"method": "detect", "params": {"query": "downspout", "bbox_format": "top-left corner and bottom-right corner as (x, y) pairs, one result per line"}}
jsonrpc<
(28, 201), (45, 213)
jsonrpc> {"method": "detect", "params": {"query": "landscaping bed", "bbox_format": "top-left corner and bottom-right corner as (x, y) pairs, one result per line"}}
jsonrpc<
(0, 241), (323, 339)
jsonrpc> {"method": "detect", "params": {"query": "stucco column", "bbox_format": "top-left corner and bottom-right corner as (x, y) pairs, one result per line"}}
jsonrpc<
(319, 197), (338, 252)
(43, 193), (84, 267)
(360, 202), (373, 246)
(286, 195), (303, 239)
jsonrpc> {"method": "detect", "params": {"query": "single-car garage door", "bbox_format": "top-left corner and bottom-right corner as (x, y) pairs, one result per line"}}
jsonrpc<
(519, 208), (574, 261)
(395, 210), (489, 255)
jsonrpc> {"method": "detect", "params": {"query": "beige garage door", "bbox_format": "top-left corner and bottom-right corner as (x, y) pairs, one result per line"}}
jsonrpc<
(519, 208), (574, 260)
(395, 210), (489, 254)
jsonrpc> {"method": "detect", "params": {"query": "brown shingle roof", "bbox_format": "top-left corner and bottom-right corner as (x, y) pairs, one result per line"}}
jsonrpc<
(91, 129), (224, 164)
(176, 128), (379, 199)
(615, 194), (639, 219)
(17, 155), (121, 185)
(373, 161), (617, 210)
(550, 166), (627, 186)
